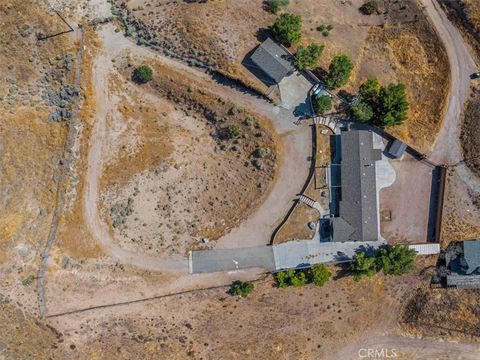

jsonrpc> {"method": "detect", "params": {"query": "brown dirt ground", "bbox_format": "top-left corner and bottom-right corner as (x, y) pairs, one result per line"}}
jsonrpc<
(93, 54), (279, 255)
(42, 258), (437, 359)
(274, 125), (333, 244)
(0, 0), (79, 317)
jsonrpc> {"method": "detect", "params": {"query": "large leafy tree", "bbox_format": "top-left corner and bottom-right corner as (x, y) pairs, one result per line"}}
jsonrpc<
(376, 83), (409, 127)
(350, 78), (409, 127)
(271, 13), (302, 46)
(376, 245), (417, 276)
(351, 251), (379, 281)
(325, 54), (354, 89)
(295, 43), (324, 70)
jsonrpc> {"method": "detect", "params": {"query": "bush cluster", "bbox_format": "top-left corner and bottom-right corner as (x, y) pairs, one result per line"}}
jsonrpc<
(351, 245), (417, 281)
(275, 264), (331, 288)
(295, 43), (324, 70)
(231, 281), (254, 297)
(360, 0), (379, 15)
(132, 64), (153, 84)
(350, 77), (409, 127)
(267, 0), (290, 14)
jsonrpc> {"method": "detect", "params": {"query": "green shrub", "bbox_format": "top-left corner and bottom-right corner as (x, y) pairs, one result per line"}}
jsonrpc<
(352, 245), (417, 281)
(275, 265), (331, 288)
(325, 54), (354, 89)
(313, 95), (333, 115)
(316, 24), (326, 32)
(351, 252), (379, 281)
(227, 124), (241, 139)
(310, 264), (331, 287)
(22, 274), (35, 286)
(322, 30), (330, 37)
(376, 245), (417, 276)
(275, 269), (308, 287)
(360, 0), (379, 15)
(271, 13), (302, 46)
(351, 101), (374, 123)
(295, 43), (324, 70)
(267, 0), (289, 14)
(133, 65), (153, 84)
(231, 281), (254, 297)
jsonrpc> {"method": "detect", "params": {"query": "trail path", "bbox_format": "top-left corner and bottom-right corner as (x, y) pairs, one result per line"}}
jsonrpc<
(83, 25), (309, 272)
(422, 0), (477, 165)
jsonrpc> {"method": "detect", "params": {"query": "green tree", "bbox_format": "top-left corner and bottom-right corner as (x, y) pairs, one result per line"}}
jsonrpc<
(376, 245), (417, 276)
(351, 100), (374, 122)
(359, 77), (380, 102)
(271, 13), (302, 46)
(310, 264), (331, 287)
(351, 251), (378, 281)
(132, 64), (153, 84)
(313, 95), (333, 115)
(376, 83), (409, 127)
(231, 281), (254, 297)
(267, 0), (289, 14)
(275, 269), (309, 287)
(325, 55), (354, 89)
(295, 43), (324, 70)
(360, 0), (379, 15)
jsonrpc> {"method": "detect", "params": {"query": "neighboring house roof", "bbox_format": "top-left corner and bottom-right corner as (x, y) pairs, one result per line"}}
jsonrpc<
(463, 240), (480, 274)
(250, 38), (294, 83)
(387, 139), (407, 159)
(331, 130), (382, 242)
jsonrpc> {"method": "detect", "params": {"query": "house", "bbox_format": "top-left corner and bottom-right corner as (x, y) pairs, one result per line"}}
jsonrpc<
(445, 240), (480, 288)
(387, 139), (407, 159)
(250, 38), (294, 84)
(330, 130), (382, 242)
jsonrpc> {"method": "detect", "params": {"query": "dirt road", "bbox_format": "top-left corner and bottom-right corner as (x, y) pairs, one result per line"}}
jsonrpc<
(422, 0), (477, 165)
(84, 28), (187, 273)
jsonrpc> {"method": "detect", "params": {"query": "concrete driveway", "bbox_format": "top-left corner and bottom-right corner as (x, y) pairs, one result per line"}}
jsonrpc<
(278, 71), (313, 117)
(190, 246), (275, 273)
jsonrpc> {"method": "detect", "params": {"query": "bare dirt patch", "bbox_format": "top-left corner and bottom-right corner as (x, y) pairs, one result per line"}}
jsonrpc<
(96, 56), (279, 256)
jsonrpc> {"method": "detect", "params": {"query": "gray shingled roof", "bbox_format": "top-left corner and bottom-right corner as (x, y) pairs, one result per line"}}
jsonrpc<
(331, 130), (382, 242)
(463, 240), (480, 274)
(250, 38), (294, 83)
(388, 139), (407, 158)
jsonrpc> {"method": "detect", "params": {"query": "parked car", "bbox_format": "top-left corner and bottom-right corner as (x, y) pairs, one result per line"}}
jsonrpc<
(470, 72), (480, 80)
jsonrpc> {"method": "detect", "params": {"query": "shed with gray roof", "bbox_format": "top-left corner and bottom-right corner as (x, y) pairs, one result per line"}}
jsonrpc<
(387, 139), (407, 159)
(250, 38), (294, 84)
(330, 130), (382, 242)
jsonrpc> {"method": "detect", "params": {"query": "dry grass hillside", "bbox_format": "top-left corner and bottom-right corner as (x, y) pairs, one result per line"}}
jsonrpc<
(111, 0), (449, 152)
(0, 0), (79, 309)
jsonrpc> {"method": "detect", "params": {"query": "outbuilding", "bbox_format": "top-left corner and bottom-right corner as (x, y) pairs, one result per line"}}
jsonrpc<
(387, 139), (407, 159)
(250, 38), (294, 84)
